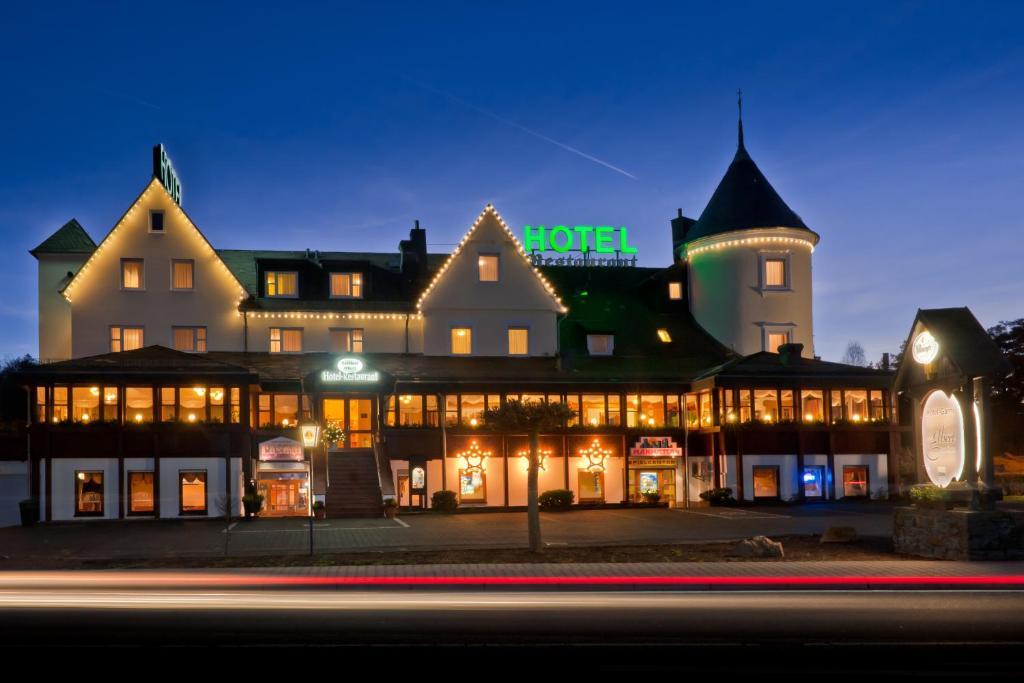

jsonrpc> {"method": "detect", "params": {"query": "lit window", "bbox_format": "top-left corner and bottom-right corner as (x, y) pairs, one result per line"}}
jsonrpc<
(270, 327), (303, 353)
(179, 470), (207, 514)
(173, 326), (207, 353)
(126, 387), (154, 423)
(764, 258), (787, 288)
(842, 466), (869, 498)
(72, 387), (99, 423)
(508, 327), (528, 355)
(578, 470), (604, 502)
(587, 334), (614, 356)
(753, 466), (780, 499)
(330, 328), (363, 353)
(668, 282), (682, 300)
(110, 326), (144, 352)
(459, 470), (486, 503)
(128, 472), (154, 514)
(330, 272), (363, 298)
(767, 331), (790, 353)
(265, 271), (298, 297)
(478, 254), (499, 282)
(451, 328), (472, 355)
(121, 259), (144, 289)
(656, 329), (672, 343)
(75, 471), (104, 516)
(172, 260), (194, 290)
(149, 211), (164, 232)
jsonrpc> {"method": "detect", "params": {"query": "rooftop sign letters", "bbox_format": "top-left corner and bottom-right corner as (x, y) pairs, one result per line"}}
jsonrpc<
(321, 357), (380, 383)
(629, 436), (683, 459)
(152, 144), (182, 205)
(524, 225), (638, 267)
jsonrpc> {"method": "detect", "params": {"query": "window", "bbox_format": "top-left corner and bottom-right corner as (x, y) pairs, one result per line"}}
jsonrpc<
(180, 386), (206, 423)
(265, 271), (297, 297)
(844, 390), (868, 422)
(803, 466), (825, 498)
(160, 387), (176, 422)
(128, 472), (154, 514)
(580, 395), (605, 427)
(149, 210), (164, 232)
(842, 466), (869, 498)
(752, 466), (780, 499)
(273, 394), (299, 427)
(121, 259), (144, 290)
(607, 395), (621, 426)
(668, 282), (682, 300)
(171, 260), (194, 290)
(35, 387), (46, 423)
(764, 257), (788, 288)
(578, 470), (604, 502)
(508, 327), (528, 355)
(72, 387), (100, 423)
(451, 327), (472, 355)
(75, 471), (104, 516)
(754, 389), (778, 423)
(258, 394), (272, 427)
(126, 387), (154, 423)
(173, 326), (207, 353)
(869, 390), (885, 421)
(780, 390), (794, 421)
(230, 388), (241, 424)
(110, 326), (144, 353)
(330, 272), (363, 298)
(801, 390), (824, 423)
(587, 334), (614, 356)
(270, 327), (303, 353)
(459, 470), (486, 503)
(330, 328), (363, 353)
(209, 387), (225, 423)
(460, 394), (485, 426)
(656, 329), (672, 343)
(102, 386), (119, 421)
(766, 331), (790, 353)
(179, 470), (207, 514)
(478, 254), (499, 282)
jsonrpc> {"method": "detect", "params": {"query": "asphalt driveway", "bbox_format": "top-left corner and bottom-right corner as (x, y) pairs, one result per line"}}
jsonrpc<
(0, 502), (895, 563)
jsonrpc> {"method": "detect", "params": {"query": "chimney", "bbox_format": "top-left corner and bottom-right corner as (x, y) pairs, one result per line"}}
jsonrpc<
(670, 209), (694, 261)
(399, 219), (428, 285)
(882, 352), (890, 370)
(778, 343), (804, 366)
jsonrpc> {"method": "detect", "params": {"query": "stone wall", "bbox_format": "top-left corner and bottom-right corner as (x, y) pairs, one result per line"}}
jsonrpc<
(893, 506), (1024, 560)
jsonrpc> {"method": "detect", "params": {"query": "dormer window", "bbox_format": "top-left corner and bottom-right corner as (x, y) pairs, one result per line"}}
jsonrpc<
(266, 271), (298, 298)
(478, 254), (499, 282)
(330, 272), (363, 298)
(587, 334), (614, 356)
(149, 210), (164, 233)
(668, 282), (682, 300)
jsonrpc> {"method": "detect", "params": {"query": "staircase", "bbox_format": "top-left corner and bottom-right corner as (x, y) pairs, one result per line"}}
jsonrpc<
(326, 449), (384, 518)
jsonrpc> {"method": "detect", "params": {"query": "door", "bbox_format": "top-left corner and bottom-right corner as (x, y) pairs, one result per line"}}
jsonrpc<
(322, 396), (376, 448)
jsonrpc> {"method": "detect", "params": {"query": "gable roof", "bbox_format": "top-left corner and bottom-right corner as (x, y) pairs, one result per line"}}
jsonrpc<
(685, 142), (817, 244)
(14, 345), (258, 382)
(415, 204), (566, 313)
(60, 179), (248, 302)
(894, 307), (1010, 389)
(29, 218), (97, 257)
(696, 350), (893, 386)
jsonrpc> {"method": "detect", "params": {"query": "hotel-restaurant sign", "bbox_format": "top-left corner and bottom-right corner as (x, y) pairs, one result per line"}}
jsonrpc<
(321, 357), (380, 383)
(523, 224), (639, 267)
(630, 436), (683, 459)
(921, 390), (965, 487)
(259, 437), (304, 462)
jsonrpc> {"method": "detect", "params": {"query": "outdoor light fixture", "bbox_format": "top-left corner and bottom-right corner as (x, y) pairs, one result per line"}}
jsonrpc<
(579, 439), (611, 472)
(300, 423), (320, 448)
(516, 448), (551, 471)
(458, 441), (491, 473)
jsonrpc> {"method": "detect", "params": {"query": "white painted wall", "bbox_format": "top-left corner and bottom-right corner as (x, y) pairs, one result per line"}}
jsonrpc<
(37, 253), (89, 362)
(245, 314), (420, 353)
(50, 458), (120, 520)
(506, 457), (567, 506)
(157, 457), (242, 518)
(833, 453), (888, 499)
(687, 228), (815, 357)
(0, 461), (29, 527)
(686, 456), (715, 503)
(66, 180), (248, 358)
(566, 456), (624, 504)
(741, 454), (799, 502)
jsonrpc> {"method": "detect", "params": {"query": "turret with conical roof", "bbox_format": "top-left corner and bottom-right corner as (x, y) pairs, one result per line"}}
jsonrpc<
(680, 99), (818, 358)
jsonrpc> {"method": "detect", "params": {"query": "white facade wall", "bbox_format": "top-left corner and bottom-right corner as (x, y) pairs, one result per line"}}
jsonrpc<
(566, 456), (624, 504)
(245, 314), (421, 354)
(65, 180), (248, 358)
(0, 460), (29, 527)
(741, 454), (799, 502)
(49, 457), (120, 521)
(506, 457), (567, 506)
(687, 228), (816, 357)
(833, 453), (888, 499)
(423, 309), (557, 358)
(37, 253), (89, 362)
(157, 457), (243, 518)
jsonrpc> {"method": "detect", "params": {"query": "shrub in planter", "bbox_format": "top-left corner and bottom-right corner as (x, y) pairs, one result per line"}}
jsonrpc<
(699, 487), (737, 506)
(432, 489), (459, 513)
(909, 484), (951, 509)
(383, 497), (399, 518)
(242, 491), (264, 518)
(640, 491), (662, 504)
(538, 489), (575, 510)
(312, 500), (326, 519)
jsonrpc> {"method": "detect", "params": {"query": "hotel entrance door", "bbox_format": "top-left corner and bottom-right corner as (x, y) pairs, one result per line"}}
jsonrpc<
(322, 396), (375, 448)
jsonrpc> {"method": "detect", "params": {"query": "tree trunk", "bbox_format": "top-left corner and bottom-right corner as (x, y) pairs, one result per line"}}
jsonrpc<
(527, 430), (543, 553)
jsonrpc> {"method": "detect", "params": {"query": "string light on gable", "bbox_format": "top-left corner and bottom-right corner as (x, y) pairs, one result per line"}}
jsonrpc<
(416, 204), (567, 313)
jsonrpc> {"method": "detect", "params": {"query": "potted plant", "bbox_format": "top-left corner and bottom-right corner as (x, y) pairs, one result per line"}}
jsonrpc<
(241, 490), (264, 518)
(383, 497), (399, 519)
(700, 487), (737, 506)
(641, 491), (662, 504)
(320, 421), (344, 448)
(312, 500), (326, 519)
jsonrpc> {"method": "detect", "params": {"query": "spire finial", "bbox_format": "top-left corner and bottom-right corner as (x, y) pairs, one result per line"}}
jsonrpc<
(737, 88), (744, 149)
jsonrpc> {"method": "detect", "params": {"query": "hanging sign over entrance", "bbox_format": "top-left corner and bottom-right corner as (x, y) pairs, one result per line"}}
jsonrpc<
(630, 436), (682, 458)
(921, 390), (965, 487)
(524, 225), (638, 267)
(259, 436), (304, 462)
(320, 357), (380, 383)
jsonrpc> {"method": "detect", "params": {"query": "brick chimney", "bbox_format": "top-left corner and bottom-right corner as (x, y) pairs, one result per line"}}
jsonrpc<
(778, 343), (804, 366)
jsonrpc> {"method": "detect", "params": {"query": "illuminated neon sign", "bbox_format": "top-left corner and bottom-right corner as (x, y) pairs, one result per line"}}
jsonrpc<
(152, 144), (182, 205)
(320, 357), (380, 383)
(523, 225), (638, 267)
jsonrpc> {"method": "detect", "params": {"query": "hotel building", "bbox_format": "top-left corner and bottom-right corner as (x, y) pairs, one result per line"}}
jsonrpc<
(17, 132), (903, 521)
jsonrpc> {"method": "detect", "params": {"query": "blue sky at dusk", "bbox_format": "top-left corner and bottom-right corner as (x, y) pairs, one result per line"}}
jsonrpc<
(1, 1), (1021, 362)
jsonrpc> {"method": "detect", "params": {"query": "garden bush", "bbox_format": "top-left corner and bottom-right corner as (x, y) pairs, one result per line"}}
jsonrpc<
(538, 489), (574, 510)
(431, 489), (459, 513)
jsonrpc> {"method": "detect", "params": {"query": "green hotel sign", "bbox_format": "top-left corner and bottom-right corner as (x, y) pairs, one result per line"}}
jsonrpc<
(523, 225), (638, 267)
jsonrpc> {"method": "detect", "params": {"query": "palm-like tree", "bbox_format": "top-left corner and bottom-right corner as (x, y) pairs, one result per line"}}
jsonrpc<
(482, 399), (576, 553)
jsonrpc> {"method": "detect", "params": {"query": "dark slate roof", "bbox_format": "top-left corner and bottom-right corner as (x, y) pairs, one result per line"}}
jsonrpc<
(696, 350), (893, 387)
(16, 346), (257, 382)
(29, 219), (97, 257)
(894, 308), (1010, 389)
(684, 143), (816, 244)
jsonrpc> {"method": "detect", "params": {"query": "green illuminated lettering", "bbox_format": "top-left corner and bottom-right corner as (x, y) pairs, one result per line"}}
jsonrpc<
(524, 225), (546, 252)
(594, 226), (614, 253)
(574, 225), (594, 252)
(618, 227), (638, 254)
(550, 225), (572, 253)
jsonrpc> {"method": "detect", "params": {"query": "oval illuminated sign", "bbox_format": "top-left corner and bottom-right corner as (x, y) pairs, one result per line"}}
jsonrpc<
(912, 330), (939, 365)
(337, 358), (364, 374)
(921, 390), (965, 487)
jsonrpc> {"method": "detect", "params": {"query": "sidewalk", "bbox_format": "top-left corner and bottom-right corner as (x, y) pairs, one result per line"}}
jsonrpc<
(3, 560), (1024, 590)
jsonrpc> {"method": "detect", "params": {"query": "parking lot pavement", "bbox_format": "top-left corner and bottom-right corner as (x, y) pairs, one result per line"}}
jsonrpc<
(0, 503), (895, 562)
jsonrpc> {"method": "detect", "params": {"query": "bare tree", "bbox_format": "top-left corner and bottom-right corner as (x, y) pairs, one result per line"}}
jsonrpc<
(841, 340), (867, 367)
(215, 494), (238, 556)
